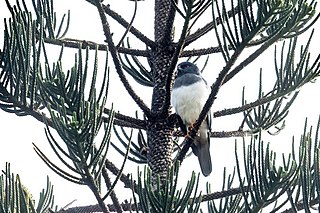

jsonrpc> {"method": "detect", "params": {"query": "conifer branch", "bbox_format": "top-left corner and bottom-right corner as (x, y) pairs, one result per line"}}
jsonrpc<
(180, 37), (278, 57)
(2, 0), (320, 212)
(173, 129), (256, 138)
(0, 84), (53, 127)
(213, 91), (298, 119)
(103, 109), (147, 129)
(43, 37), (149, 57)
(55, 185), (250, 212)
(116, 0), (138, 49)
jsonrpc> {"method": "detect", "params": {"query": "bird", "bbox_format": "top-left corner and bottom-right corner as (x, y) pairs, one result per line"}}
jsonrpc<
(171, 61), (212, 176)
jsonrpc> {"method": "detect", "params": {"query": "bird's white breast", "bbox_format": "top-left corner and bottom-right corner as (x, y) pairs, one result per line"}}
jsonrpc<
(172, 81), (209, 125)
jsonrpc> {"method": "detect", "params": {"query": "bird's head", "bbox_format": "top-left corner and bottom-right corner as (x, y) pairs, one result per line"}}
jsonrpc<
(176, 62), (200, 77)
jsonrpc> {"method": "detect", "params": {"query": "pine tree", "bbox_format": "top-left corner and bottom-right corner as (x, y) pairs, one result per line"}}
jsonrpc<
(1, 0), (320, 212)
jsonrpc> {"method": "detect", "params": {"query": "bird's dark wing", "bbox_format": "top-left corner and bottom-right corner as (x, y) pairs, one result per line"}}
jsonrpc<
(176, 114), (187, 135)
(203, 76), (212, 132)
(206, 110), (212, 132)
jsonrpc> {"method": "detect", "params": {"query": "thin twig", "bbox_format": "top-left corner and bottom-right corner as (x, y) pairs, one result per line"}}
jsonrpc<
(116, 0), (138, 48)
(102, 3), (155, 48)
(85, 0), (155, 48)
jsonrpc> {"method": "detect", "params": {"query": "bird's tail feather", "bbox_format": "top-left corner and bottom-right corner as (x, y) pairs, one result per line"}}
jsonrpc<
(195, 137), (212, 177)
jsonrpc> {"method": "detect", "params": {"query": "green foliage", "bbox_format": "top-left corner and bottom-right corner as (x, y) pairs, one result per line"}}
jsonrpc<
(212, 0), (317, 62)
(235, 135), (298, 212)
(0, 1), (119, 210)
(32, 45), (117, 210)
(0, 5), (42, 114)
(0, 0), (69, 115)
(0, 163), (55, 213)
(206, 169), (242, 213)
(202, 118), (320, 213)
(133, 165), (202, 213)
(119, 40), (154, 87)
(132, 118), (320, 213)
(242, 32), (320, 134)
(30, 0), (70, 39)
(112, 124), (148, 164)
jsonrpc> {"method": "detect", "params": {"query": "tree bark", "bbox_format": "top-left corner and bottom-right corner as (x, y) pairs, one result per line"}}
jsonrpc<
(147, 0), (176, 184)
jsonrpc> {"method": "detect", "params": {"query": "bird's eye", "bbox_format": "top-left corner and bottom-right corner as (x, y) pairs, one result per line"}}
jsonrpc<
(181, 64), (190, 69)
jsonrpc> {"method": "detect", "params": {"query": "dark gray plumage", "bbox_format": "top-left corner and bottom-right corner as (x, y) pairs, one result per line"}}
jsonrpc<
(171, 62), (212, 176)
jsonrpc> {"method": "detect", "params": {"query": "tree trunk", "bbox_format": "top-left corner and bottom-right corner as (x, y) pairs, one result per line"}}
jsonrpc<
(147, 0), (176, 185)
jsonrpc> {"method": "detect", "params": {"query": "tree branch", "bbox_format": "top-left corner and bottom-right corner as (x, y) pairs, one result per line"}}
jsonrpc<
(54, 185), (250, 212)
(85, 0), (155, 48)
(115, 0), (138, 49)
(180, 37), (273, 57)
(105, 159), (138, 192)
(173, 129), (256, 138)
(222, 41), (279, 86)
(54, 202), (137, 213)
(94, 0), (151, 118)
(212, 91), (298, 119)
(280, 198), (320, 213)
(43, 37), (149, 57)
(180, 46), (221, 57)
(103, 109), (147, 129)
(101, 168), (123, 213)
(56, 172), (320, 212)
(0, 85), (53, 128)
(102, 4), (155, 48)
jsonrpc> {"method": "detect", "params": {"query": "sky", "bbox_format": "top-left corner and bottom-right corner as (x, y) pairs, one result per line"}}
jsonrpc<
(1, 0), (320, 211)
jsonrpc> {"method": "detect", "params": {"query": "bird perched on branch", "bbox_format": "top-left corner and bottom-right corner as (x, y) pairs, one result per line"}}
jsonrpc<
(171, 61), (212, 176)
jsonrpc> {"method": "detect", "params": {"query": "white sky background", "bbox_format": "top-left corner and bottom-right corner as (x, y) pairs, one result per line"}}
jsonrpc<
(1, 0), (320, 210)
